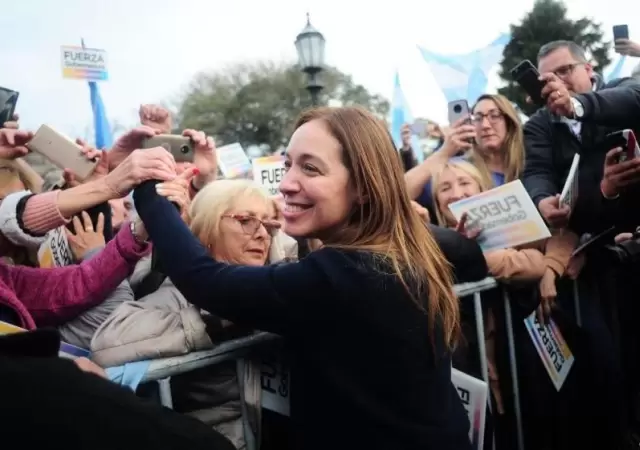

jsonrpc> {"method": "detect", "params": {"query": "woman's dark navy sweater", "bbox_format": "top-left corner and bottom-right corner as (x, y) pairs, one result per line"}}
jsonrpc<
(134, 181), (471, 450)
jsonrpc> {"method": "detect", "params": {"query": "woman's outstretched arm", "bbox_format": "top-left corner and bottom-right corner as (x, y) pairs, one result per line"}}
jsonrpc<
(133, 180), (325, 336)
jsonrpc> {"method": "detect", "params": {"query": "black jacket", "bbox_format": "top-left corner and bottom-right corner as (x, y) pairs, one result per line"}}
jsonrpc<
(522, 77), (640, 235)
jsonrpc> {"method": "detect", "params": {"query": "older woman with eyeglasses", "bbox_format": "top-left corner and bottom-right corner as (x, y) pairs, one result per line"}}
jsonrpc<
(91, 177), (297, 450)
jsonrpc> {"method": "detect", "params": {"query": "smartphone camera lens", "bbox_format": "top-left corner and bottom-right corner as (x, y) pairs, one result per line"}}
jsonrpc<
(453, 104), (462, 114)
(180, 145), (190, 154)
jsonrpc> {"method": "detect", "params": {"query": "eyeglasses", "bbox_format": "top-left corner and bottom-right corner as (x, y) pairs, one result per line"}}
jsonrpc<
(222, 214), (281, 236)
(552, 63), (583, 78)
(472, 111), (504, 125)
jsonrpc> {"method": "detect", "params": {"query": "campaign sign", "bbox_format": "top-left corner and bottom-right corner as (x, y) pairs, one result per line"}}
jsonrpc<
(37, 227), (74, 268)
(524, 313), (574, 391)
(448, 180), (550, 251)
(252, 155), (285, 196)
(217, 143), (251, 179)
(61, 46), (108, 81)
(260, 357), (290, 416)
(452, 368), (487, 450)
(0, 320), (90, 359)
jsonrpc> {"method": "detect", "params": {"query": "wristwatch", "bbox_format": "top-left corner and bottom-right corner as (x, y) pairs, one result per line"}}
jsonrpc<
(570, 97), (585, 119)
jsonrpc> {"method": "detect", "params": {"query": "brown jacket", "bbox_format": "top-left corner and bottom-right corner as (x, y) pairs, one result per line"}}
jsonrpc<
(484, 230), (578, 281)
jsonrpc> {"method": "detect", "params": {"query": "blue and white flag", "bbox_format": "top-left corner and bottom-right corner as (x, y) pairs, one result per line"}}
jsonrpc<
(390, 71), (423, 163)
(605, 55), (627, 82)
(419, 34), (511, 106)
(82, 39), (112, 150)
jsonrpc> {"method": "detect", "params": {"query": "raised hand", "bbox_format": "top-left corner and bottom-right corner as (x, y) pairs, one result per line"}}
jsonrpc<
(0, 128), (32, 159)
(103, 147), (177, 198)
(107, 126), (158, 170)
(183, 129), (217, 189)
(66, 211), (106, 261)
(139, 104), (172, 134)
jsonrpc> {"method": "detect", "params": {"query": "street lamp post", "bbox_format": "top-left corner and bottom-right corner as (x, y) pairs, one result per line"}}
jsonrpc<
(295, 13), (326, 106)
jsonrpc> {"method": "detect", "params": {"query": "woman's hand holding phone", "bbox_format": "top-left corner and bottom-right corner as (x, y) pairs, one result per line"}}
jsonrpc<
(440, 117), (476, 157)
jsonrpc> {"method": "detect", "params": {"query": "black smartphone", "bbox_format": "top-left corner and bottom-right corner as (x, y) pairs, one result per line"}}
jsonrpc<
(510, 60), (546, 107)
(613, 24), (629, 41)
(0, 87), (19, 127)
(602, 129), (640, 163)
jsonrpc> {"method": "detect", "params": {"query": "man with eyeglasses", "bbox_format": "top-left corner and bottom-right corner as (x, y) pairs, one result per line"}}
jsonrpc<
(521, 40), (640, 450)
(523, 40), (640, 235)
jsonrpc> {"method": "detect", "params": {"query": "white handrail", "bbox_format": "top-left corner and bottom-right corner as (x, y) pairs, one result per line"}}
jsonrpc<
(141, 277), (499, 382)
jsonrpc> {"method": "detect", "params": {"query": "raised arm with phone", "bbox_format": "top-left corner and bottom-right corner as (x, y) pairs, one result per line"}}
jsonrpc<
(521, 40), (640, 234)
(0, 127), (178, 241)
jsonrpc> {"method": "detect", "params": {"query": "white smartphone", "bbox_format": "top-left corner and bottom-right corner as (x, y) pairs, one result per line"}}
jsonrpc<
(27, 125), (98, 181)
(448, 99), (471, 125)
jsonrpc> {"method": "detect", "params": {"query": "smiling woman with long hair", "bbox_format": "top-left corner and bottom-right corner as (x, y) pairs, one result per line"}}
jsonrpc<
(133, 106), (471, 450)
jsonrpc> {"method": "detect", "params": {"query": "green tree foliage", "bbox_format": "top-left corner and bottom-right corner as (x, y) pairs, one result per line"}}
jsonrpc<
(498, 0), (610, 115)
(175, 61), (390, 153)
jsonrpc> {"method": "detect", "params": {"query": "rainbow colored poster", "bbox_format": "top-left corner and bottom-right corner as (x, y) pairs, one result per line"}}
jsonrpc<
(452, 368), (487, 450)
(447, 180), (550, 251)
(216, 143), (251, 179)
(524, 313), (574, 391)
(252, 155), (285, 196)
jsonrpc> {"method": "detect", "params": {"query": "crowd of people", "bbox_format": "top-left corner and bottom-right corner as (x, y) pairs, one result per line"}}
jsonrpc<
(2, 37), (640, 450)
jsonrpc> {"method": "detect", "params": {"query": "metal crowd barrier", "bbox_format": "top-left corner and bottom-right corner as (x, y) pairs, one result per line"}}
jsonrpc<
(139, 277), (583, 450)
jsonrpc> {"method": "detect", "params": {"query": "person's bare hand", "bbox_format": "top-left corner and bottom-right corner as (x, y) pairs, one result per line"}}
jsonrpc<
(155, 166), (195, 221)
(615, 232), (633, 244)
(66, 211), (106, 261)
(103, 147), (177, 198)
(411, 200), (430, 223)
(537, 268), (557, 324)
(0, 128), (31, 159)
(74, 357), (107, 378)
(401, 123), (412, 149)
(441, 117), (476, 157)
(454, 212), (481, 240)
(139, 104), (172, 134)
(538, 195), (570, 229)
(600, 147), (640, 198)
(614, 38), (640, 57)
(108, 126), (158, 170)
(62, 139), (104, 187)
(183, 129), (217, 189)
(540, 72), (574, 118)
(3, 113), (19, 130)
(566, 253), (586, 280)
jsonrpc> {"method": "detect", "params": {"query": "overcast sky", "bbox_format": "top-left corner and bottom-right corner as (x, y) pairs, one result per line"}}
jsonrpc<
(2, 0), (639, 138)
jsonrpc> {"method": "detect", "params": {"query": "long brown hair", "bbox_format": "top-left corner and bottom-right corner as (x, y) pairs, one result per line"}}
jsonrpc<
(293, 107), (460, 349)
(471, 94), (525, 184)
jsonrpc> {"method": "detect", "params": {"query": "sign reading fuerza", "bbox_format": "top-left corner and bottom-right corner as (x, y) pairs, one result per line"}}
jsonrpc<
(61, 46), (108, 81)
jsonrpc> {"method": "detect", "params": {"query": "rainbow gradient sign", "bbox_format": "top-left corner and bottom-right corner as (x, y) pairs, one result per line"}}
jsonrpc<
(524, 313), (574, 391)
(452, 368), (487, 450)
(448, 180), (550, 251)
(61, 46), (108, 81)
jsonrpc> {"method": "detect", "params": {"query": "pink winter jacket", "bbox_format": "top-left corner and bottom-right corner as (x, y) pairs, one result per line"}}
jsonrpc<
(0, 225), (150, 329)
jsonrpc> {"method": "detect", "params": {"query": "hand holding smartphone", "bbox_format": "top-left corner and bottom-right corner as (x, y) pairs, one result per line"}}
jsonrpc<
(602, 129), (640, 163)
(510, 60), (546, 107)
(27, 125), (99, 181)
(613, 24), (629, 41)
(0, 87), (19, 127)
(142, 135), (194, 163)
